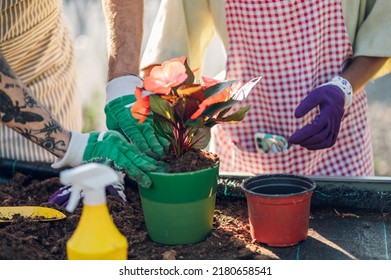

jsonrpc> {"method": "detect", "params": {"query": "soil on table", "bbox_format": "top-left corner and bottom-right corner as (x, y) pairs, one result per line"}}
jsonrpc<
(2, 150), (380, 260)
(0, 149), (267, 260)
(0, 171), (386, 260)
(0, 171), (263, 260)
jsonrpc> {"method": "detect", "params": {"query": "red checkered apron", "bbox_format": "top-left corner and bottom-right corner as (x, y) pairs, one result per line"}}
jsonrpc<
(212, 0), (374, 176)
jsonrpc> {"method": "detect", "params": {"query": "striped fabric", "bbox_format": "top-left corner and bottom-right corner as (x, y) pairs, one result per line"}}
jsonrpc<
(0, 0), (82, 162)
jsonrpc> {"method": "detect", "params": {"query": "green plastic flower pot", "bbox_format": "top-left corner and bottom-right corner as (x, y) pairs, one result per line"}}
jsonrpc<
(139, 163), (219, 245)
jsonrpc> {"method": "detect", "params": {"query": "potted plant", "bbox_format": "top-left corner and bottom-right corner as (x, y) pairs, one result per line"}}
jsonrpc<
(131, 56), (260, 245)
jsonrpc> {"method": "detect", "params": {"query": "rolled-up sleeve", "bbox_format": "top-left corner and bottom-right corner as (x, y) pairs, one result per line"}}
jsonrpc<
(141, 0), (215, 77)
(353, 0), (391, 78)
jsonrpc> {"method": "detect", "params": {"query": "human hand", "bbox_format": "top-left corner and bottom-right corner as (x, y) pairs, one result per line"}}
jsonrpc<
(104, 75), (169, 159)
(48, 181), (126, 207)
(288, 77), (352, 150)
(51, 130), (167, 188)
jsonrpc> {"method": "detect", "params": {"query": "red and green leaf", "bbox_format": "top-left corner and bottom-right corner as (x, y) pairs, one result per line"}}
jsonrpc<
(149, 94), (175, 121)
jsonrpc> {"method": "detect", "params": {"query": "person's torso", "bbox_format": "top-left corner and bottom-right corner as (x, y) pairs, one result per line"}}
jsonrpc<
(210, 0), (374, 176)
(0, 0), (82, 162)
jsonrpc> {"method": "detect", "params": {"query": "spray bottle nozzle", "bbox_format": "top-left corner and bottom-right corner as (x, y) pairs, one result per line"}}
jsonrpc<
(60, 163), (120, 213)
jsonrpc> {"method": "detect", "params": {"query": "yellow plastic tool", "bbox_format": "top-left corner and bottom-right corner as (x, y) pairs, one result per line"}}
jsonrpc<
(0, 206), (66, 223)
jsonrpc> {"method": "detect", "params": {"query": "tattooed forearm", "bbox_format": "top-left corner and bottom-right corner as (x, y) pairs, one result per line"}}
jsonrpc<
(12, 119), (67, 154)
(0, 89), (44, 123)
(23, 88), (39, 108)
(11, 119), (67, 155)
(37, 120), (67, 154)
(0, 53), (70, 158)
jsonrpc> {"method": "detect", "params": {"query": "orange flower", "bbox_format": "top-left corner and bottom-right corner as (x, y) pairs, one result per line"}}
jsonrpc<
(129, 56), (255, 159)
(190, 77), (231, 119)
(143, 56), (188, 94)
(202, 76), (219, 88)
(131, 87), (150, 124)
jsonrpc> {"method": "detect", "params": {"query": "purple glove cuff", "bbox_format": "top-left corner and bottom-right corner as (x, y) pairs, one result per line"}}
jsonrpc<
(48, 185), (74, 208)
(323, 76), (353, 109)
(49, 183), (127, 207)
(106, 182), (127, 202)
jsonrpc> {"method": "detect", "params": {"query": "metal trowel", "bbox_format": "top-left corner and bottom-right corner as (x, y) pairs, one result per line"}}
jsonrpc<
(0, 206), (66, 223)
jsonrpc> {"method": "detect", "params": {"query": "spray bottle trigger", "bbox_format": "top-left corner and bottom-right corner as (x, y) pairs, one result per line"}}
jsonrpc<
(65, 184), (82, 213)
(60, 163), (120, 213)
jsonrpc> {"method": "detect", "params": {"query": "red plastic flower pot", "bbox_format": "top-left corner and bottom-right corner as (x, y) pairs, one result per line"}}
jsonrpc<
(241, 174), (316, 247)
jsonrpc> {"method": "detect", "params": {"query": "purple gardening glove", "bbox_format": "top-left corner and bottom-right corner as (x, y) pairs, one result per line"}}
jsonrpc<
(49, 182), (127, 207)
(288, 76), (352, 150)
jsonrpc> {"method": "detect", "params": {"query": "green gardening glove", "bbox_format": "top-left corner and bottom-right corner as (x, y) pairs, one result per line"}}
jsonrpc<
(104, 75), (169, 160)
(52, 130), (167, 188)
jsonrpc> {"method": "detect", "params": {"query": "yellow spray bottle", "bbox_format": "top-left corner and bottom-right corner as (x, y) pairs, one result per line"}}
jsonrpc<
(61, 163), (128, 260)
